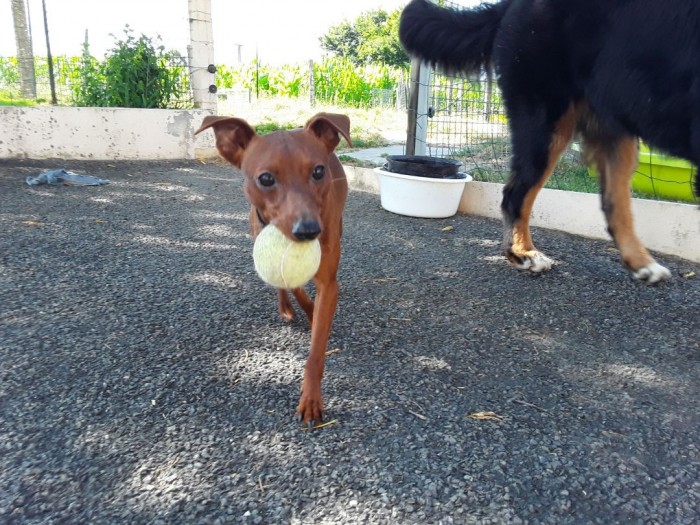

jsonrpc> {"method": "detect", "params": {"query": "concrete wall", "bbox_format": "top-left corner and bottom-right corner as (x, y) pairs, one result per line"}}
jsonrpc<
(0, 107), (695, 263)
(460, 181), (700, 263)
(0, 106), (216, 160)
(346, 167), (700, 263)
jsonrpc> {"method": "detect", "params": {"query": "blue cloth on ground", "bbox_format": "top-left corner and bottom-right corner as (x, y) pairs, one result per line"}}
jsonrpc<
(26, 169), (110, 187)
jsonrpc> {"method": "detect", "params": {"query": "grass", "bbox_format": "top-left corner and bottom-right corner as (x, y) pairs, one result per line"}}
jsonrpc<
(253, 121), (298, 135)
(0, 95), (35, 106)
(547, 156), (599, 193)
(471, 162), (598, 194)
(458, 138), (598, 194)
(336, 155), (377, 168)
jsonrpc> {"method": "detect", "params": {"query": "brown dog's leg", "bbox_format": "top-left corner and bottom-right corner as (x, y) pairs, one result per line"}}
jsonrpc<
(297, 280), (337, 425)
(296, 250), (340, 425)
(277, 288), (314, 324)
(277, 290), (296, 322)
(503, 105), (576, 271)
(292, 288), (314, 325)
(589, 136), (671, 282)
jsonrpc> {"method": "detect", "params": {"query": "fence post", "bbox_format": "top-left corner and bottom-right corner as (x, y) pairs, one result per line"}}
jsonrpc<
(406, 58), (431, 156)
(416, 64), (431, 155)
(484, 68), (493, 122)
(308, 60), (315, 107)
(188, 0), (217, 111)
(406, 58), (420, 155)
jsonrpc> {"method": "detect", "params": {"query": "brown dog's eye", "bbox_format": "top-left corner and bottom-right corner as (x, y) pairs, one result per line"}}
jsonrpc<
(312, 165), (325, 181)
(258, 172), (275, 187)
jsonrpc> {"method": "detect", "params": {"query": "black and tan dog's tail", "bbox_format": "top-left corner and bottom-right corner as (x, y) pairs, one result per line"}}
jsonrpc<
(399, 0), (512, 74)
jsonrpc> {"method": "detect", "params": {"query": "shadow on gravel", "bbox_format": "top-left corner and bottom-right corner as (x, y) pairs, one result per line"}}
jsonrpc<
(1, 159), (699, 524)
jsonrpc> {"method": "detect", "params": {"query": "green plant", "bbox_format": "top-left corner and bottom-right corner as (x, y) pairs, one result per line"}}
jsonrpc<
(73, 27), (189, 108)
(0, 57), (20, 87)
(72, 40), (105, 106)
(313, 57), (405, 107)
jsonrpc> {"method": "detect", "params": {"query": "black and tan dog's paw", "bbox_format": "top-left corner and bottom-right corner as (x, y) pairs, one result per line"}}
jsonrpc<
(505, 249), (554, 273)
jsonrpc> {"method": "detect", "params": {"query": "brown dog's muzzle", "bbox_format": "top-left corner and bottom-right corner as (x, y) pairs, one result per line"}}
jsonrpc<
(292, 219), (322, 241)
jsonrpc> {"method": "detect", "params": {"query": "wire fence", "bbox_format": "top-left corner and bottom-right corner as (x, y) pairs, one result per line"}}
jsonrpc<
(0, 55), (193, 109)
(417, 71), (600, 196)
(1, 56), (77, 105)
(411, 0), (698, 203)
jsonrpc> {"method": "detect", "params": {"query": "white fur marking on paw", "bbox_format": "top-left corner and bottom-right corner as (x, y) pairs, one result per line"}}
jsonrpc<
(515, 252), (553, 273)
(633, 262), (672, 283)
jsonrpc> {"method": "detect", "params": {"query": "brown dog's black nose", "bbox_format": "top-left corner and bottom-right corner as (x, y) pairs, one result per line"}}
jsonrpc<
(292, 219), (321, 241)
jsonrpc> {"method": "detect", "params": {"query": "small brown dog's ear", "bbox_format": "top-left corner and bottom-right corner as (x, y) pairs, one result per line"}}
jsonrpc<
(196, 116), (257, 167)
(305, 113), (352, 152)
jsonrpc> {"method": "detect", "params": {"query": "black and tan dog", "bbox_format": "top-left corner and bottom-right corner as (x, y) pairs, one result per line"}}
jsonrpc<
(400, 0), (700, 283)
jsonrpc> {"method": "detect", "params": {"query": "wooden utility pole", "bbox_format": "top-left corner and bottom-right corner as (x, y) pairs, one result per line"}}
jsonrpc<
(41, 0), (57, 105)
(11, 0), (36, 99)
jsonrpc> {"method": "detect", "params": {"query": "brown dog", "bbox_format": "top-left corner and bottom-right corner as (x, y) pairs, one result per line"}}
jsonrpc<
(196, 113), (351, 425)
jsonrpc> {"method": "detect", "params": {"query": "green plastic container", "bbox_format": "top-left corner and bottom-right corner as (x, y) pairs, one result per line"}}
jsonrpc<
(583, 143), (697, 202)
(632, 145), (697, 202)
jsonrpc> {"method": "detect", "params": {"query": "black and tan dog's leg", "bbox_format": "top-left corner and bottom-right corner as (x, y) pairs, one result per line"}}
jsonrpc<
(502, 105), (576, 272)
(591, 136), (671, 283)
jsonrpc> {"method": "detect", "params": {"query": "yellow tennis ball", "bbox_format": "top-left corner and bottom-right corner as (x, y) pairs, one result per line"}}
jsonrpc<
(252, 224), (322, 289)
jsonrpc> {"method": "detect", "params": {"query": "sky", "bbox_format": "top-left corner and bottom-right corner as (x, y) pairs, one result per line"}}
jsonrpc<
(0, 0), (444, 65)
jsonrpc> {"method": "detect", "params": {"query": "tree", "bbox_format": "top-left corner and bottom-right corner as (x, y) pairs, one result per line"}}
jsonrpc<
(320, 20), (360, 64)
(320, 9), (409, 68)
(11, 0), (36, 98)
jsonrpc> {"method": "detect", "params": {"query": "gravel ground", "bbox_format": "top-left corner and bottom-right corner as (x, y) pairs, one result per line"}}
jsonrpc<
(1, 158), (699, 525)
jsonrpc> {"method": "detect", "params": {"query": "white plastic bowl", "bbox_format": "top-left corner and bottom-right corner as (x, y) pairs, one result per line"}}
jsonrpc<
(374, 167), (472, 218)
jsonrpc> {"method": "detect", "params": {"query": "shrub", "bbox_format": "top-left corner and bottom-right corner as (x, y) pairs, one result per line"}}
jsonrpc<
(73, 27), (189, 108)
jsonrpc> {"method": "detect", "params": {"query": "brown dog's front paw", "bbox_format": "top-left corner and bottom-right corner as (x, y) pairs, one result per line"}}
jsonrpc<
(297, 392), (324, 427)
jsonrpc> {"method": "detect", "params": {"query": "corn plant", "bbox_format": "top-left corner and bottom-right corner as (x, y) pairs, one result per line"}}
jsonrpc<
(217, 57), (408, 108)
